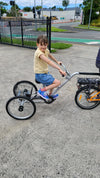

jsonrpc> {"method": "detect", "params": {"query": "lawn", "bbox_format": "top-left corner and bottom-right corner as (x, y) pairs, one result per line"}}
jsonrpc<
(76, 24), (100, 31)
(0, 37), (72, 53)
(37, 26), (68, 32)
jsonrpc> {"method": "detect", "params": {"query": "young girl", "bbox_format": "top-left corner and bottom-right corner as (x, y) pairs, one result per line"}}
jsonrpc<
(34, 35), (66, 100)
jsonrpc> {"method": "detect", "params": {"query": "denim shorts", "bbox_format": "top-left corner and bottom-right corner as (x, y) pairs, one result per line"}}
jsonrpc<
(35, 73), (55, 86)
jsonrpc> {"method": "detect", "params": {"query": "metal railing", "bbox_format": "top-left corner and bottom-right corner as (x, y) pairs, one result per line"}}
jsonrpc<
(0, 17), (51, 51)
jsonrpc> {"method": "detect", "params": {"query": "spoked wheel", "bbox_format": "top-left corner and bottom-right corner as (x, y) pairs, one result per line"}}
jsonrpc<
(75, 86), (100, 110)
(13, 80), (38, 98)
(6, 96), (36, 120)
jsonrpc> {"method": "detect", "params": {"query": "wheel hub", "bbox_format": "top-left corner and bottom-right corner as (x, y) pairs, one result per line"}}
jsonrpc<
(19, 106), (24, 112)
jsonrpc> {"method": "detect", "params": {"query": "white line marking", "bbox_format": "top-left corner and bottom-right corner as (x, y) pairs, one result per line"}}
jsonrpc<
(85, 42), (100, 44)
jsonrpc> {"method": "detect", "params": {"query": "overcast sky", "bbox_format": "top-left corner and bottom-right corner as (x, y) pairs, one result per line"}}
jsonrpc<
(3, 0), (83, 8)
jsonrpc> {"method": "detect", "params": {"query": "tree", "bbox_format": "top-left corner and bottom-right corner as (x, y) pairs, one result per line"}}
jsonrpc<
(23, 7), (31, 12)
(62, 0), (69, 9)
(36, 6), (42, 10)
(51, 6), (56, 10)
(0, 1), (8, 15)
(58, 8), (63, 11)
(80, 0), (100, 24)
(8, 4), (20, 17)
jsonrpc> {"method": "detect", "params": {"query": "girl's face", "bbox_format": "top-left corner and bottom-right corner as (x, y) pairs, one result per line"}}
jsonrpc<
(37, 42), (48, 53)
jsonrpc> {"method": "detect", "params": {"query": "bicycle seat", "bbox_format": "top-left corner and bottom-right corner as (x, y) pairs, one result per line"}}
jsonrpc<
(35, 79), (46, 87)
(35, 79), (41, 84)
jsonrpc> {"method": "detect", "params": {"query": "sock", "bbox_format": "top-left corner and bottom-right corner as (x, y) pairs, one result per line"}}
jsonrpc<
(41, 87), (46, 92)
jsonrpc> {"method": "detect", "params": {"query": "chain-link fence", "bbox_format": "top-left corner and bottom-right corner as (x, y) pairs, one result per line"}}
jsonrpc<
(0, 17), (51, 50)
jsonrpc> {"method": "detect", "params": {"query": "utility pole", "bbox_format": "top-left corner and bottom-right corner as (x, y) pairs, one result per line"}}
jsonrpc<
(88, 0), (93, 29)
(10, 1), (17, 18)
(34, 0), (37, 30)
(41, 0), (43, 19)
(14, 0), (17, 18)
(0, 5), (1, 20)
(12, 0), (17, 18)
(34, 0), (36, 19)
(74, 0), (77, 21)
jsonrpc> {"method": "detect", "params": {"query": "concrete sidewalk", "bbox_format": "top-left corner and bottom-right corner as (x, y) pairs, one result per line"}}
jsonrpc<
(0, 44), (100, 178)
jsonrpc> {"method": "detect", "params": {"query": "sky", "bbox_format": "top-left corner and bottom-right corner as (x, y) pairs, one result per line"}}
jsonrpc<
(3, 0), (83, 9)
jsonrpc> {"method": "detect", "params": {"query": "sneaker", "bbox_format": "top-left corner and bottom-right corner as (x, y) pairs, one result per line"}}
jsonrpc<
(38, 89), (49, 100)
(50, 94), (59, 99)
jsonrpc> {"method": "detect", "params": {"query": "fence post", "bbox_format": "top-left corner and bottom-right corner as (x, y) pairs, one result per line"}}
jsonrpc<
(0, 19), (1, 41)
(46, 17), (48, 38)
(21, 18), (24, 46)
(48, 16), (51, 52)
(9, 21), (13, 44)
(46, 17), (51, 52)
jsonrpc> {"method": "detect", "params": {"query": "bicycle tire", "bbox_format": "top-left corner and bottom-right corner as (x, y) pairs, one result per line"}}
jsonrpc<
(6, 96), (36, 120)
(13, 80), (38, 98)
(75, 86), (100, 110)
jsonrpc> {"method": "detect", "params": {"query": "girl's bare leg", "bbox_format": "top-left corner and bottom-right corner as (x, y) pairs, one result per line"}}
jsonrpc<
(45, 79), (61, 94)
(49, 89), (53, 95)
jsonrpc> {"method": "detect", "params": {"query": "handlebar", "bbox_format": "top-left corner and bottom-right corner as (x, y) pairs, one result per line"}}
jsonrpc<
(60, 63), (100, 77)
(79, 72), (100, 76)
(61, 63), (71, 76)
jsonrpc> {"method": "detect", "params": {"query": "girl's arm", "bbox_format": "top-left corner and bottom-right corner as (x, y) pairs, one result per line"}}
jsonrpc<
(48, 53), (62, 65)
(40, 54), (66, 76)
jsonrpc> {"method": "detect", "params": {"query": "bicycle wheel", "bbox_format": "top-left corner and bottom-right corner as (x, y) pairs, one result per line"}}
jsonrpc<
(13, 80), (38, 98)
(6, 96), (36, 120)
(75, 86), (100, 110)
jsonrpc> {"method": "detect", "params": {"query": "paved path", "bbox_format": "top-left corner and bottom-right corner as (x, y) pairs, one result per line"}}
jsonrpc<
(51, 36), (100, 45)
(0, 44), (100, 178)
(3, 33), (100, 45)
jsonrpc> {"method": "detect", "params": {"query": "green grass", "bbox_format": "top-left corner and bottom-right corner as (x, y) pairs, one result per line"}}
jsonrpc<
(23, 40), (36, 47)
(91, 18), (100, 27)
(0, 37), (72, 52)
(1, 37), (11, 43)
(51, 49), (56, 53)
(76, 24), (100, 31)
(37, 26), (68, 32)
(37, 23), (100, 32)
(0, 37), (36, 46)
(51, 42), (72, 49)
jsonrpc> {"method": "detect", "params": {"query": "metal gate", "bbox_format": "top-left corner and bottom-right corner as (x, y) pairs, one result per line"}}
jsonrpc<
(0, 17), (51, 51)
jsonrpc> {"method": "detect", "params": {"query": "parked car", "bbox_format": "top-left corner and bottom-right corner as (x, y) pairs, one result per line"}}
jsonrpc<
(51, 16), (58, 20)
(43, 15), (58, 20)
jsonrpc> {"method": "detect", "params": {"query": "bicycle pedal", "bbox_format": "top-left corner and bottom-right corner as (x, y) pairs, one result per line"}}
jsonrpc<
(26, 94), (31, 98)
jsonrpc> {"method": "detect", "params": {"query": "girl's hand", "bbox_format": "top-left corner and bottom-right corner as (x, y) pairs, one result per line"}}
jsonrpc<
(57, 61), (62, 65)
(59, 69), (66, 76)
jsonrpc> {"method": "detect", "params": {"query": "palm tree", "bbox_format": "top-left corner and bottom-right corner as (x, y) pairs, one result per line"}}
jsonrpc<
(62, 0), (69, 9)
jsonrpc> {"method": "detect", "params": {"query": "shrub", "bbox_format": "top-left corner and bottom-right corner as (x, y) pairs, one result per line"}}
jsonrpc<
(91, 18), (100, 27)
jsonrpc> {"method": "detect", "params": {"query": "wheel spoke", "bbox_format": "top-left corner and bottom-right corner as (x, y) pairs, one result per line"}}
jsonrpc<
(13, 81), (37, 98)
(6, 96), (36, 120)
(75, 86), (100, 109)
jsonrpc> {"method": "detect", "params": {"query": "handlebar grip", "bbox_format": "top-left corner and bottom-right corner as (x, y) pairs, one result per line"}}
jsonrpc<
(62, 74), (64, 77)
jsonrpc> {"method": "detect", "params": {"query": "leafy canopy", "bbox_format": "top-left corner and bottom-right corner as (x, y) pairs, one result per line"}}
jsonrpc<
(62, 0), (69, 8)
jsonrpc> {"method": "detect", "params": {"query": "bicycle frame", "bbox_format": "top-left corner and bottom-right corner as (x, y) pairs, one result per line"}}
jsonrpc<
(6, 64), (100, 120)
(87, 91), (100, 101)
(52, 64), (100, 95)
(30, 63), (100, 102)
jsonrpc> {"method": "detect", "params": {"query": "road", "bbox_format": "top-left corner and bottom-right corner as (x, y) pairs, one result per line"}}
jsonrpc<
(52, 22), (100, 45)
(51, 30), (100, 45)
(0, 44), (100, 178)
(1, 21), (100, 45)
